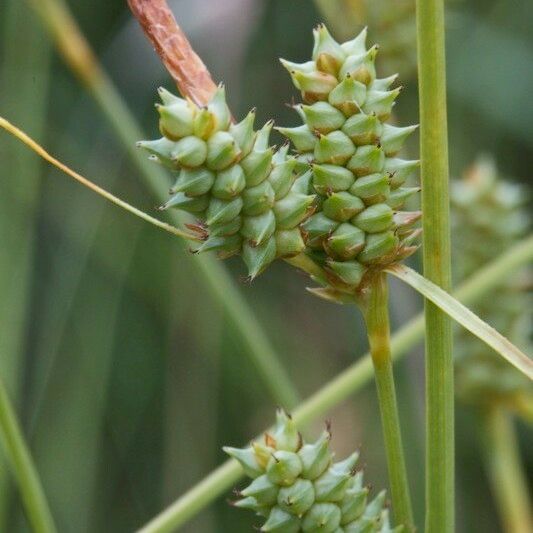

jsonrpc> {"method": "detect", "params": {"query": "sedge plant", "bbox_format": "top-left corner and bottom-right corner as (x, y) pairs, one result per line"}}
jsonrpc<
(0, 1), (532, 532)
(451, 158), (532, 533)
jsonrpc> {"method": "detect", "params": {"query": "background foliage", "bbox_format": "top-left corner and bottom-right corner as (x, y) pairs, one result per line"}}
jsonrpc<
(0, 0), (531, 531)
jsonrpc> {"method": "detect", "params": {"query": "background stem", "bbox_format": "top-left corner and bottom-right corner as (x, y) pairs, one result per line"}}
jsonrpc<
(481, 408), (532, 533)
(0, 379), (56, 533)
(363, 273), (414, 530)
(415, 0), (454, 530)
(0, 1), (51, 526)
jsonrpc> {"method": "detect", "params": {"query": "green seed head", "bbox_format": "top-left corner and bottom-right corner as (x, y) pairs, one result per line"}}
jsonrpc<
(225, 409), (401, 531)
(139, 86), (315, 279)
(452, 157), (532, 409)
(278, 25), (420, 293)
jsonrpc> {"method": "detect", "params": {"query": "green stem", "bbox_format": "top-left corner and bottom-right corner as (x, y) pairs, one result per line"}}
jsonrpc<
(362, 273), (414, 530)
(416, 0), (454, 530)
(136, 237), (533, 533)
(27, 0), (299, 409)
(388, 265), (532, 378)
(481, 408), (532, 533)
(0, 379), (56, 533)
(0, 0), (51, 526)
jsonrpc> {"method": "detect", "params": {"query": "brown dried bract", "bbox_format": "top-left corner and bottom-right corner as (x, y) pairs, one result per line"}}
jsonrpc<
(128, 0), (218, 106)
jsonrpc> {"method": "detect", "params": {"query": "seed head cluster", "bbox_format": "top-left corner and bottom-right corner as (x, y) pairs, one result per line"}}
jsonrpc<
(278, 25), (420, 290)
(138, 25), (420, 291)
(452, 158), (532, 406)
(139, 86), (314, 278)
(224, 409), (402, 532)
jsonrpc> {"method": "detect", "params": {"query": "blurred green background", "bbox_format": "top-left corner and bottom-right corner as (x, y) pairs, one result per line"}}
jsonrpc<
(0, 0), (531, 531)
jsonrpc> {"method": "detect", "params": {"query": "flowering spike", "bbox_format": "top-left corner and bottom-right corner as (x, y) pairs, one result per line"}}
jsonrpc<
(141, 87), (314, 279)
(225, 411), (401, 530)
(452, 158), (532, 407)
(276, 26), (420, 292)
